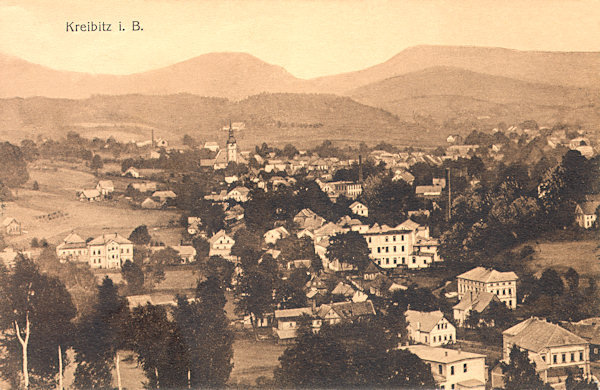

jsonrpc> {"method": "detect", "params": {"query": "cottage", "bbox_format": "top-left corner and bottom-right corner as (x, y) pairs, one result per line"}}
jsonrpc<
(171, 245), (197, 263)
(2, 217), (21, 235)
(79, 189), (101, 202)
(208, 230), (236, 261)
(293, 208), (326, 231)
(122, 167), (141, 178)
(402, 345), (486, 390)
(141, 197), (161, 209)
(406, 310), (456, 347)
(226, 187), (250, 203)
(349, 201), (368, 217)
(263, 226), (290, 245)
(96, 180), (115, 196)
(575, 201), (599, 229)
(152, 190), (177, 203)
(457, 267), (518, 309)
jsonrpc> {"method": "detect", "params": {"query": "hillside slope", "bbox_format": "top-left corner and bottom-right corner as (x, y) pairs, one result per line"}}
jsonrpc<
(312, 45), (600, 93)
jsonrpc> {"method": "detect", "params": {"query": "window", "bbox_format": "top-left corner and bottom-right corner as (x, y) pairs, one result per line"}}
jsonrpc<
(368, 237), (372, 243)
(385, 247), (389, 253)
(463, 363), (467, 372)
(450, 366), (454, 375)
(393, 246), (396, 252)
(401, 246), (405, 251)
(377, 247), (381, 253)
(401, 235), (405, 241)
(438, 365), (442, 375)
(580, 352), (583, 361)
(385, 237), (388, 242)
(393, 236), (396, 242)
(562, 353), (566, 363)
(553, 355), (557, 364)
(541, 355), (546, 362)
(571, 353), (575, 362)
(451, 385), (455, 390)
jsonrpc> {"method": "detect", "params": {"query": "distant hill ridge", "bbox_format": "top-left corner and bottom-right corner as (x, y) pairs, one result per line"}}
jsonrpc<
(2, 45), (600, 99)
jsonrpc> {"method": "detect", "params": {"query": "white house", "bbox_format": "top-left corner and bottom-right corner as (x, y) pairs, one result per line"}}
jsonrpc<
(402, 345), (486, 390)
(457, 267), (518, 309)
(96, 180), (115, 196)
(122, 167), (141, 178)
(56, 232), (88, 262)
(500, 317), (590, 386)
(263, 226), (290, 245)
(575, 201), (599, 229)
(226, 187), (250, 203)
(208, 230), (236, 261)
(361, 220), (441, 269)
(349, 201), (368, 217)
(2, 217), (21, 235)
(406, 310), (456, 347)
(87, 233), (134, 269)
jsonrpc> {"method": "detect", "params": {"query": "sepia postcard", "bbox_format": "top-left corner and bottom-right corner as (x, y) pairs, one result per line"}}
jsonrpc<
(0, 0), (599, 389)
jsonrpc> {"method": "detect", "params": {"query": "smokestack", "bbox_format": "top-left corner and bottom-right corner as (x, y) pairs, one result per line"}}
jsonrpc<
(151, 129), (155, 149)
(358, 155), (364, 183)
(446, 168), (452, 222)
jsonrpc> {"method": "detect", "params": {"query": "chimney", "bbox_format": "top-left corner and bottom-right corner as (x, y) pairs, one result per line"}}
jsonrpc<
(358, 155), (364, 183)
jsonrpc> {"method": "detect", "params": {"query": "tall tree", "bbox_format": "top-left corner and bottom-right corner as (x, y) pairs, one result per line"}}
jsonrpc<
(174, 279), (233, 388)
(73, 277), (129, 389)
(0, 257), (76, 389)
(129, 304), (187, 389)
(0, 142), (29, 187)
(129, 225), (152, 246)
(326, 231), (371, 271)
(121, 260), (145, 295)
(501, 345), (552, 390)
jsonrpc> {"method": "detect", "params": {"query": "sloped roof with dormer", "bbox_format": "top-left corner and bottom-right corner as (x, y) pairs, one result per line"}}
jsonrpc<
(503, 317), (588, 353)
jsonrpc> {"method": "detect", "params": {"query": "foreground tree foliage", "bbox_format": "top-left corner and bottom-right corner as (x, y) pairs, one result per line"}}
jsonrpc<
(73, 277), (130, 389)
(326, 231), (371, 271)
(0, 257), (76, 389)
(275, 320), (435, 388)
(501, 345), (552, 390)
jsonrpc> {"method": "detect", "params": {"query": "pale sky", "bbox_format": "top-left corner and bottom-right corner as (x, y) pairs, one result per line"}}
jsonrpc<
(1, 0), (600, 78)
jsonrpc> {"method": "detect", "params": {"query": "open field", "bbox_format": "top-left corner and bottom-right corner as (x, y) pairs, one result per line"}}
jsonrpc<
(2, 163), (182, 248)
(525, 240), (600, 279)
(229, 338), (286, 387)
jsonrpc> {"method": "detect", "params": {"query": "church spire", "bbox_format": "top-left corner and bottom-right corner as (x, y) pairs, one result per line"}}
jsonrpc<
(227, 120), (235, 144)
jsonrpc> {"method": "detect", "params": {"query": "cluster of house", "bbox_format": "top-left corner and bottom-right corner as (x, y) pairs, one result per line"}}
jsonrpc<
(261, 262), (596, 389)
(77, 180), (115, 202)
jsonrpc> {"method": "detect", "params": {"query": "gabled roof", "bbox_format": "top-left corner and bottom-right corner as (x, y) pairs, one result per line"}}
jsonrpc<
(503, 317), (588, 352)
(349, 201), (366, 209)
(88, 233), (132, 246)
(229, 186), (250, 196)
(406, 310), (446, 333)
(457, 267), (518, 283)
(81, 189), (101, 198)
(398, 219), (420, 231)
(331, 282), (355, 297)
(209, 230), (233, 245)
(453, 291), (499, 312)
(264, 226), (289, 237)
(578, 201), (600, 215)
(152, 190), (177, 198)
(2, 217), (18, 226)
(97, 180), (114, 188)
(318, 300), (376, 320)
(274, 307), (313, 319)
(62, 232), (85, 244)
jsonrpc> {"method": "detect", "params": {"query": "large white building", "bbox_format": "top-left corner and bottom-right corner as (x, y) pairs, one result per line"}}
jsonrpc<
(402, 345), (486, 390)
(87, 233), (134, 269)
(208, 230), (236, 261)
(361, 220), (441, 269)
(501, 317), (590, 386)
(457, 267), (518, 309)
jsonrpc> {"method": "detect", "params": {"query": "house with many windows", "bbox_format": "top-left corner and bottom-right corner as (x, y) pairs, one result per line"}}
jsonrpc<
(87, 233), (134, 269)
(500, 317), (590, 386)
(361, 220), (441, 269)
(56, 232), (88, 262)
(575, 201), (599, 229)
(457, 267), (518, 309)
(406, 310), (456, 347)
(402, 345), (486, 390)
(208, 230), (236, 261)
(349, 201), (368, 217)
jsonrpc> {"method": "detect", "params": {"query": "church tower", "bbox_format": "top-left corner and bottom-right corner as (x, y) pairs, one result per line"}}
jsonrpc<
(226, 121), (238, 164)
